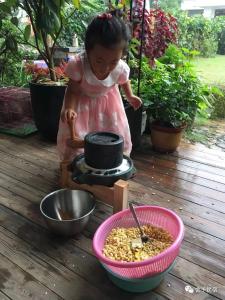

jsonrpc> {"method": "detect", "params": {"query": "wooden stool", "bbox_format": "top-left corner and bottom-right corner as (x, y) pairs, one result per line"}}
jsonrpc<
(59, 160), (128, 213)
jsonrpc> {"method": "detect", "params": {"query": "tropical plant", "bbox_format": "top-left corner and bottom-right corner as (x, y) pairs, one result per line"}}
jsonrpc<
(0, 16), (37, 87)
(59, 0), (106, 47)
(0, 0), (93, 83)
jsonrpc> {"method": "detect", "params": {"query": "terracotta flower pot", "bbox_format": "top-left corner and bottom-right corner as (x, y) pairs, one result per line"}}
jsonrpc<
(150, 123), (185, 153)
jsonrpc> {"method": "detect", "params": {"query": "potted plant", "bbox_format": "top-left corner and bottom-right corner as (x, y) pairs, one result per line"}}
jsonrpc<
(125, 0), (178, 148)
(133, 45), (212, 152)
(0, 1), (77, 141)
(0, 0), (102, 141)
(24, 61), (69, 141)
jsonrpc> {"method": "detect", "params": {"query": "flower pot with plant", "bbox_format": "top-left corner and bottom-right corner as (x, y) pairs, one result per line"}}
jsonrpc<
(0, 1), (78, 141)
(133, 45), (213, 152)
(0, 0), (98, 141)
(125, 0), (178, 148)
(25, 61), (68, 141)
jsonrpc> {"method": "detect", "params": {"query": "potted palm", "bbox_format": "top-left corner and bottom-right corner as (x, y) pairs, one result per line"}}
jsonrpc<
(133, 45), (212, 152)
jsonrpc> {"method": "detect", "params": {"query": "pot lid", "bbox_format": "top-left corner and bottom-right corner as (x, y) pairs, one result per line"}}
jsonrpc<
(85, 132), (123, 145)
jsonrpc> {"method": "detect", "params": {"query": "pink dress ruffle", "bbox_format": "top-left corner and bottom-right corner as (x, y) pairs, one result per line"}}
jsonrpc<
(57, 52), (132, 161)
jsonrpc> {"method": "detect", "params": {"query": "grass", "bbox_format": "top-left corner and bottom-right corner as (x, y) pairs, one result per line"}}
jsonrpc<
(193, 55), (225, 85)
(184, 55), (225, 146)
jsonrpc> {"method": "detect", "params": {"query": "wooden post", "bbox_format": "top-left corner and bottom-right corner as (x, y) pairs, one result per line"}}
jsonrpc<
(59, 160), (70, 187)
(113, 180), (128, 213)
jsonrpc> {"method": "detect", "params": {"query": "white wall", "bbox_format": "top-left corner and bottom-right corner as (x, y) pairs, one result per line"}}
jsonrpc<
(182, 0), (225, 10)
(181, 0), (225, 19)
(203, 8), (215, 18)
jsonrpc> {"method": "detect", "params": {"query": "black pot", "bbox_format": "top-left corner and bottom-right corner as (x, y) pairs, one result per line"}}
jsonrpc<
(84, 132), (124, 169)
(123, 100), (143, 149)
(29, 82), (66, 141)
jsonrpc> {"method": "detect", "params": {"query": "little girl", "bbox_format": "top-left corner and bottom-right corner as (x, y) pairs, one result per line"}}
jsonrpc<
(57, 12), (142, 161)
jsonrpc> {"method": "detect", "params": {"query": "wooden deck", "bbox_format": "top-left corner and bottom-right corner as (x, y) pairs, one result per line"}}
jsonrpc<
(0, 133), (225, 300)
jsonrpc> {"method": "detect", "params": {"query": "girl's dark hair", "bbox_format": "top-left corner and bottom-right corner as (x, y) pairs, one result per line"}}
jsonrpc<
(85, 10), (131, 53)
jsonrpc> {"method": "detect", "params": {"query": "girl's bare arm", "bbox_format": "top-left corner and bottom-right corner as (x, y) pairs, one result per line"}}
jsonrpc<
(61, 79), (82, 122)
(120, 80), (142, 110)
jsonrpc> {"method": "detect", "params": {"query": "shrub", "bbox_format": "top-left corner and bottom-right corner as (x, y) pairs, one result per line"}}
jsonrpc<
(131, 45), (212, 128)
(0, 18), (36, 87)
(131, 1), (178, 65)
(214, 16), (225, 55)
(175, 13), (219, 57)
(210, 85), (225, 119)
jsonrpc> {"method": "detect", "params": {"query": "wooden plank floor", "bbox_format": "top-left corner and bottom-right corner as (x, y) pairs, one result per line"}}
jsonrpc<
(0, 132), (225, 300)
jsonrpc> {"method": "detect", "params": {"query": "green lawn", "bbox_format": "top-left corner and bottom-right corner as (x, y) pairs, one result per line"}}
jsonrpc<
(188, 55), (225, 146)
(193, 55), (225, 85)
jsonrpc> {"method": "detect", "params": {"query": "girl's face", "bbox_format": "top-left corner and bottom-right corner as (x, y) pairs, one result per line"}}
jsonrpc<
(88, 44), (123, 80)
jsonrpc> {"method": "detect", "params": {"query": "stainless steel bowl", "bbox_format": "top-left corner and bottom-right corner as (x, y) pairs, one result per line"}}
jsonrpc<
(40, 189), (96, 236)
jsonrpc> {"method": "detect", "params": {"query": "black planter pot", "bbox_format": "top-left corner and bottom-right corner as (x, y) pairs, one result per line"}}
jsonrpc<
(29, 83), (66, 142)
(123, 100), (143, 149)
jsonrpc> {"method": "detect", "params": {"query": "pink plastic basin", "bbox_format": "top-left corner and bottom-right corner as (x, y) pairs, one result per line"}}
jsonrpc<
(93, 205), (184, 278)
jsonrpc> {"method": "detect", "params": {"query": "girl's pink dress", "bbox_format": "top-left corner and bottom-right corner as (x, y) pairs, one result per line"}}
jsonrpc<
(57, 51), (132, 161)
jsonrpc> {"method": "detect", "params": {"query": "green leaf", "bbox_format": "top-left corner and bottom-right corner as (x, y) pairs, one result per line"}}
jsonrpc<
(131, 38), (140, 45)
(36, 29), (42, 41)
(72, 0), (80, 9)
(5, 37), (17, 51)
(81, 20), (88, 28)
(11, 37), (18, 52)
(0, 41), (6, 51)
(52, 12), (61, 31)
(81, 1), (100, 10)
(0, 2), (11, 14)
(54, 0), (61, 5)
(11, 16), (18, 26)
(6, 0), (16, 6)
(45, 0), (58, 14)
(24, 24), (31, 41)
(44, 15), (55, 34)
(117, 3), (124, 9)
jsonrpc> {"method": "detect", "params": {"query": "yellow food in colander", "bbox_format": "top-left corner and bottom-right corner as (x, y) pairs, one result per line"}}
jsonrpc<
(102, 225), (173, 262)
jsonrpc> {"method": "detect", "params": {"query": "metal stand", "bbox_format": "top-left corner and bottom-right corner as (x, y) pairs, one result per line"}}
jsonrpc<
(59, 160), (128, 213)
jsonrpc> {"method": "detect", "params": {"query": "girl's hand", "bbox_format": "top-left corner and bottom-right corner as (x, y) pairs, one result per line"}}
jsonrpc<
(61, 108), (77, 123)
(128, 95), (142, 110)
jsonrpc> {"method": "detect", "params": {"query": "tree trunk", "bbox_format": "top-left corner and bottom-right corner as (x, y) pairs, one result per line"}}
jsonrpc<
(46, 51), (56, 82)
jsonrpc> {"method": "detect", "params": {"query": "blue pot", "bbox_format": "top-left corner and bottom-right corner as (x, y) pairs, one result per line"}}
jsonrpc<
(102, 261), (176, 293)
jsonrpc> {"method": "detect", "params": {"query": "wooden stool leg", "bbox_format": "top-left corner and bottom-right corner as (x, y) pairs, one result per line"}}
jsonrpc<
(113, 179), (128, 213)
(59, 160), (70, 188)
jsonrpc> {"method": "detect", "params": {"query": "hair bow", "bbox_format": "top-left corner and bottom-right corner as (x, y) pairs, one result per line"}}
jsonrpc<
(97, 13), (112, 19)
